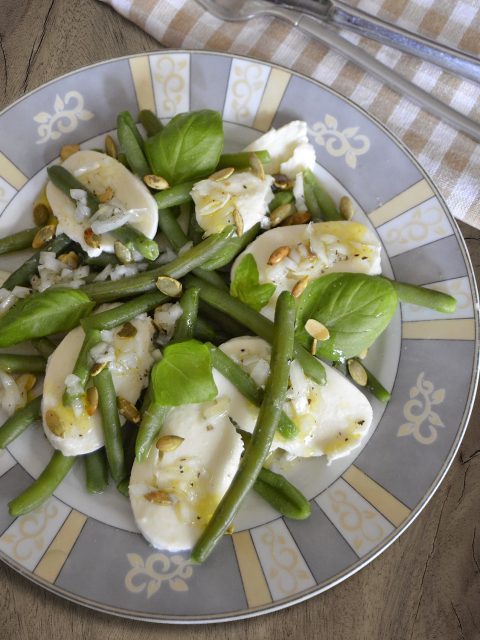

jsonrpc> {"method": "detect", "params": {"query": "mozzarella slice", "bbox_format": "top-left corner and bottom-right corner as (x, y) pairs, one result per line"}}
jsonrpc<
(244, 120), (315, 179)
(232, 221), (382, 320)
(129, 402), (244, 551)
(191, 171), (274, 237)
(218, 336), (373, 462)
(46, 150), (158, 257)
(42, 315), (155, 456)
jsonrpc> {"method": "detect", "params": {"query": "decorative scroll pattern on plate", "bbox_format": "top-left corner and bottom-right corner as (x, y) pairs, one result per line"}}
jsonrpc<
(398, 372), (446, 444)
(152, 54), (189, 117)
(125, 552), (193, 598)
(223, 60), (270, 127)
(308, 115), (370, 168)
(34, 92), (94, 145)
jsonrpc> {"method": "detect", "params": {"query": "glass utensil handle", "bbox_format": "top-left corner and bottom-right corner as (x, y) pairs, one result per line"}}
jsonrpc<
(330, 1), (480, 84)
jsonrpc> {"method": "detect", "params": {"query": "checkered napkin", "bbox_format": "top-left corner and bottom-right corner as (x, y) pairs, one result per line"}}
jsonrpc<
(102, 0), (480, 229)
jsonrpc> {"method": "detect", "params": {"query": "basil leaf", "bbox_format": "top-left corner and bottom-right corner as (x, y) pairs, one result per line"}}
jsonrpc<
(230, 254), (276, 312)
(0, 288), (95, 348)
(151, 339), (217, 406)
(144, 110), (224, 185)
(296, 273), (398, 360)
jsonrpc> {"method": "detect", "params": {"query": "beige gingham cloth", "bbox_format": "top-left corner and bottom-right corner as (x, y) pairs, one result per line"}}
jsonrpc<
(103, 0), (480, 229)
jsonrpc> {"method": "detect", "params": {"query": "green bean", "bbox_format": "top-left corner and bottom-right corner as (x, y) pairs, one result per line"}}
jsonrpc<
(191, 291), (296, 563)
(117, 152), (129, 169)
(84, 449), (109, 494)
(154, 182), (194, 209)
(117, 113), (150, 177)
(82, 291), (168, 332)
(94, 367), (125, 482)
(207, 343), (297, 440)
(158, 207), (228, 290)
(111, 225), (159, 261)
(8, 450), (76, 517)
(139, 109), (163, 136)
(386, 278), (457, 313)
(117, 420), (138, 496)
(184, 275), (326, 385)
(118, 111), (146, 151)
(31, 337), (57, 359)
(173, 287), (200, 342)
(268, 191), (294, 212)
(216, 150), (271, 170)
(0, 228), (37, 256)
(83, 253), (120, 268)
(352, 358), (391, 403)
(135, 401), (169, 462)
(0, 396), (42, 449)
(47, 166), (99, 213)
(63, 329), (102, 406)
(200, 223), (261, 271)
(254, 467), (311, 520)
(0, 354), (45, 374)
(194, 317), (221, 343)
(303, 169), (340, 221)
(187, 203), (204, 245)
(199, 301), (248, 338)
(81, 226), (235, 303)
(3, 234), (71, 290)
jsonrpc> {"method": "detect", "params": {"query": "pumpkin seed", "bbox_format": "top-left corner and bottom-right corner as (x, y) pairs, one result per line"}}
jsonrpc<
(310, 338), (318, 356)
(117, 397), (141, 423)
(209, 167), (234, 181)
(291, 276), (309, 298)
(117, 322), (137, 338)
(249, 152), (265, 180)
(33, 203), (51, 227)
(114, 240), (133, 264)
(281, 211), (311, 226)
(267, 245), (290, 265)
(233, 209), (244, 236)
(58, 251), (80, 269)
(156, 435), (184, 452)
(272, 173), (293, 190)
(143, 174), (170, 190)
(84, 227), (101, 249)
(98, 186), (114, 203)
(90, 361), (107, 377)
(347, 359), (368, 386)
(86, 386), (99, 416)
(339, 195), (354, 220)
(305, 319), (330, 341)
(32, 224), (57, 249)
(105, 134), (117, 159)
(45, 409), (65, 437)
(144, 490), (172, 505)
(269, 203), (295, 227)
(60, 144), (81, 161)
(156, 276), (183, 298)
(16, 373), (37, 392)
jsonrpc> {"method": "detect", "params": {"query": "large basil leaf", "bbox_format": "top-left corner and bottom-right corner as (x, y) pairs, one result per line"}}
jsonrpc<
(295, 273), (398, 361)
(0, 288), (95, 347)
(144, 110), (224, 185)
(151, 339), (218, 406)
(230, 254), (276, 312)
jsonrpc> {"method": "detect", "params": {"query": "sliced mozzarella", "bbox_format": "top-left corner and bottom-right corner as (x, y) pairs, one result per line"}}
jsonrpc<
(46, 150), (158, 257)
(42, 315), (155, 456)
(219, 336), (373, 462)
(129, 403), (243, 551)
(244, 121), (315, 179)
(191, 171), (274, 237)
(232, 221), (382, 320)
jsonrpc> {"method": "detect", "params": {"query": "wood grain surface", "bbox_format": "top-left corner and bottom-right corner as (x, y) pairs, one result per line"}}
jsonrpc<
(0, 2), (479, 638)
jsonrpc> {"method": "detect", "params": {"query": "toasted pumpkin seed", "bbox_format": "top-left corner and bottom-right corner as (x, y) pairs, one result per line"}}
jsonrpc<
(60, 144), (81, 161)
(84, 227), (101, 249)
(358, 348), (368, 360)
(347, 359), (368, 386)
(209, 167), (235, 181)
(117, 397), (141, 424)
(86, 386), (99, 416)
(156, 275), (183, 298)
(305, 319), (330, 341)
(272, 173), (293, 190)
(90, 361), (107, 377)
(45, 409), (65, 437)
(114, 240), (133, 264)
(281, 211), (311, 226)
(233, 209), (244, 236)
(310, 337), (318, 356)
(16, 373), (37, 392)
(98, 186), (114, 203)
(249, 152), (265, 180)
(339, 195), (354, 220)
(144, 490), (172, 505)
(226, 525), (235, 535)
(269, 203), (295, 227)
(105, 134), (117, 159)
(143, 174), (170, 190)
(117, 322), (137, 338)
(156, 435), (184, 452)
(292, 276), (309, 298)
(58, 251), (80, 269)
(267, 245), (290, 265)
(33, 203), (51, 227)
(32, 224), (57, 249)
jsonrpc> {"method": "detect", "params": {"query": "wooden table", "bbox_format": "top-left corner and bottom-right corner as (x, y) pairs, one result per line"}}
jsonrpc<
(1, 2), (479, 638)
